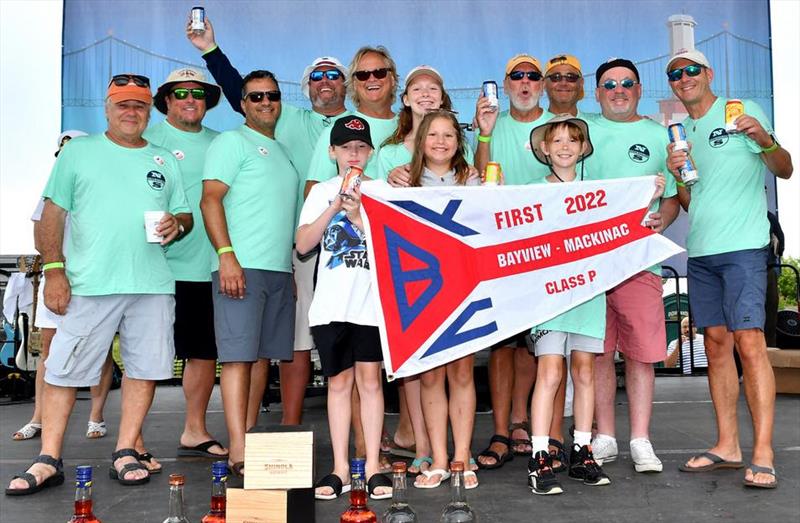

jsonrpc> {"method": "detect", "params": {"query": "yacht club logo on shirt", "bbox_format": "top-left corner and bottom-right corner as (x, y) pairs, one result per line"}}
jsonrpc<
(627, 144), (650, 163)
(172, 150), (185, 160)
(709, 128), (729, 148)
(257, 146), (269, 156)
(146, 170), (166, 191)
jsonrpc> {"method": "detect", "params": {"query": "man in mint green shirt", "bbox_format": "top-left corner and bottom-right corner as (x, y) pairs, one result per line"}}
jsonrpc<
(201, 70), (298, 475)
(665, 48), (793, 488)
(585, 58), (681, 474)
(7, 75), (192, 495)
(147, 67), (227, 461)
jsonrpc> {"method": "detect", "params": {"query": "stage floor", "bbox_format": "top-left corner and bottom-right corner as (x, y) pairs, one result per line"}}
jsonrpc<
(1, 376), (798, 522)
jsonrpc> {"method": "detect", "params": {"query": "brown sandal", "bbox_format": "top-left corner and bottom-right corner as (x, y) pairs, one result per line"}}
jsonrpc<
(509, 420), (532, 456)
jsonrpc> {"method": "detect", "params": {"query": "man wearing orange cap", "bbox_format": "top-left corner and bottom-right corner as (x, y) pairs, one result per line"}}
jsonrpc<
(6, 74), (192, 495)
(543, 54), (593, 119)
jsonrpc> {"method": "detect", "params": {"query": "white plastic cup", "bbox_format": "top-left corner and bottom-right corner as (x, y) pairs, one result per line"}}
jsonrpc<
(144, 211), (166, 243)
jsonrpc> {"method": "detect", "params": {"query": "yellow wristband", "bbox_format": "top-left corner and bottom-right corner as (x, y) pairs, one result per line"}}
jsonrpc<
(762, 141), (779, 154)
(217, 246), (234, 255)
(477, 134), (491, 143)
(43, 262), (65, 271)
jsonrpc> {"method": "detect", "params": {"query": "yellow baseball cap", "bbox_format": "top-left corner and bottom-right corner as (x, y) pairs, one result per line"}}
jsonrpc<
(505, 54), (542, 75)
(545, 54), (582, 76)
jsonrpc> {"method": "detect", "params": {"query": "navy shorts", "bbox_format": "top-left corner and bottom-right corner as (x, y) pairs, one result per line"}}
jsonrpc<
(687, 247), (768, 332)
(311, 322), (382, 377)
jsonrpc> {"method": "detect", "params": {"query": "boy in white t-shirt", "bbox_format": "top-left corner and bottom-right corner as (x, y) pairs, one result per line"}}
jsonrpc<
(296, 116), (391, 501)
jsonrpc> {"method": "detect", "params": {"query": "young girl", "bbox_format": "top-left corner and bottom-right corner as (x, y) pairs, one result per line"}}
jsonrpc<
(525, 115), (664, 495)
(407, 110), (481, 490)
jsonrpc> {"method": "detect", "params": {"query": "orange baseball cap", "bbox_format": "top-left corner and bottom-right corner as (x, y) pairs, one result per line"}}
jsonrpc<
(107, 74), (152, 105)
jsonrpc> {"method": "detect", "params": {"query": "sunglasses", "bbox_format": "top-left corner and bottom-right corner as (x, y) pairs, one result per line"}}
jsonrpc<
(546, 72), (581, 83)
(353, 68), (390, 81)
(310, 70), (343, 82)
(667, 64), (705, 82)
(172, 87), (206, 100)
(601, 78), (637, 90)
(508, 70), (543, 81)
(109, 74), (150, 88)
(245, 91), (281, 103)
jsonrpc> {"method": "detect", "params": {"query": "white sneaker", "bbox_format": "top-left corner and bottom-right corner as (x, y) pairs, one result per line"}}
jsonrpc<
(591, 434), (618, 465)
(629, 438), (663, 473)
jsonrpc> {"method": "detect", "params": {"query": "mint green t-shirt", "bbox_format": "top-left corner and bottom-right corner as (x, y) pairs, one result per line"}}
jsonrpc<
(276, 105), (351, 225)
(203, 125), (298, 273)
(486, 110), (555, 185)
(42, 134), (190, 296)
(682, 98), (772, 257)
(374, 142), (475, 180)
(306, 112), (398, 182)
(585, 115), (677, 275)
(144, 121), (219, 282)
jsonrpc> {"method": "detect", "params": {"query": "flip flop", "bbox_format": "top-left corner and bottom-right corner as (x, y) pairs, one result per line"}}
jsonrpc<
(177, 439), (229, 458)
(367, 473), (393, 500)
(463, 470), (479, 490)
(314, 473), (351, 500)
(477, 434), (514, 470)
(679, 451), (744, 472)
(743, 464), (777, 489)
(12, 422), (42, 441)
(86, 420), (107, 439)
(5, 455), (64, 496)
(388, 440), (416, 459)
(414, 468), (450, 489)
(137, 452), (162, 474)
(407, 456), (433, 476)
(228, 461), (245, 478)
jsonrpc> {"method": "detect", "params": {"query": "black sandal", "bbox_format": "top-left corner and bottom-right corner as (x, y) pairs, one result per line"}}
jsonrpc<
(228, 461), (245, 478)
(314, 473), (350, 500)
(549, 439), (569, 473)
(137, 452), (162, 474)
(367, 473), (393, 500)
(109, 448), (150, 486)
(5, 455), (64, 496)
(510, 420), (533, 456)
(477, 434), (514, 470)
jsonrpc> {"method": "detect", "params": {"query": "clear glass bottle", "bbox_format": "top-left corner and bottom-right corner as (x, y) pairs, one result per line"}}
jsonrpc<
(163, 473), (191, 523)
(381, 461), (417, 523)
(201, 461), (227, 522)
(440, 461), (476, 523)
(68, 465), (101, 523)
(340, 457), (377, 523)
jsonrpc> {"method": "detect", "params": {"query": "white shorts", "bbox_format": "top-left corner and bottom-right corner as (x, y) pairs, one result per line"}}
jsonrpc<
(532, 330), (603, 357)
(44, 294), (175, 387)
(34, 276), (60, 329)
(292, 249), (316, 351)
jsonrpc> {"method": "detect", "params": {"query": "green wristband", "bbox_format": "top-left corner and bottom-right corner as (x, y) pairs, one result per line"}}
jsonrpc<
(217, 246), (234, 255)
(43, 262), (65, 271)
(477, 134), (491, 143)
(676, 181), (686, 188)
(202, 44), (219, 56)
(762, 141), (779, 154)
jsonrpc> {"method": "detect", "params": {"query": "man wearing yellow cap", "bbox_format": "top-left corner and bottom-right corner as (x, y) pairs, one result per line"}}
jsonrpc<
(543, 54), (593, 120)
(6, 74), (192, 495)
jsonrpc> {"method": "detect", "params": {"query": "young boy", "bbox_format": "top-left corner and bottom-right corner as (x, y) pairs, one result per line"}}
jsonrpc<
(297, 116), (392, 501)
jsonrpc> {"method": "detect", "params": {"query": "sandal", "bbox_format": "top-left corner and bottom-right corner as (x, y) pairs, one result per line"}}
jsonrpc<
(367, 473), (393, 500)
(138, 452), (162, 474)
(177, 439), (228, 458)
(108, 448), (150, 486)
(378, 452), (392, 473)
(12, 422), (42, 441)
(463, 470), (479, 490)
(549, 438), (569, 473)
(509, 420), (532, 456)
(5, 454), (64, 496)
(477, 434), (514, 470)
(314, 473), (350, 500)
(679, 451), (744, 472)
(228, 461), (245, 478)
(86, 420), (107, 439)
(407, 456), (433, 476)
(743, 464), (777, 489)
(414, 468), (450, 489)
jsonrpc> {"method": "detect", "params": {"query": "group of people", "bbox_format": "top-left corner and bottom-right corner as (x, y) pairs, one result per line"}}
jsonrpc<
(5, 14), (792, 502)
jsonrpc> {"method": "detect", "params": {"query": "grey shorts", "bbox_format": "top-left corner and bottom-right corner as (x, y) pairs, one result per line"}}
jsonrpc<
(292, 249), (316, 351)
(212, 269), (295, 363)
(531, 330), (604, 357)
(45, 294), (175, 387)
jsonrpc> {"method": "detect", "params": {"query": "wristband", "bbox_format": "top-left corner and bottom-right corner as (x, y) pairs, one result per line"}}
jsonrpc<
(217, 246), (234, 255)
(762, 140), (779, 154)
(477, 134), (491, 143)
(43, 262), (65, 271)
(202, 44), (219, 56)
(675, 181), (686, 188)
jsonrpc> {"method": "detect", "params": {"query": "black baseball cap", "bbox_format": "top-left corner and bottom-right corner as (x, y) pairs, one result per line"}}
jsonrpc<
(330, 116), (373, 148)
(594, 58), (640, 86)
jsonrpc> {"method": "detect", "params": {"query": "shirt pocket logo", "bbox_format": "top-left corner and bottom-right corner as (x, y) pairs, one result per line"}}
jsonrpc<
(708, 128), (729, 148)
(146, 170), (166, 191)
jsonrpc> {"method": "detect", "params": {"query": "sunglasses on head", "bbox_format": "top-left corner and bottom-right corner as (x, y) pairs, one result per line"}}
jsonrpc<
(109, 74), (150, 88)
(601, 78), (637, 90)
(667, 64), (705, 82)
(508, 70), (543, 81)
(546, 72), (581, 83)
(245, 91), (281, 103)
(310, 70), (343, 82)
(172, 87), (206, 100)
(353, 68), (390, 81)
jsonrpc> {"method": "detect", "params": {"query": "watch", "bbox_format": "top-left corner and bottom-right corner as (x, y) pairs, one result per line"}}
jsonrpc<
(178, 223), (185, 236)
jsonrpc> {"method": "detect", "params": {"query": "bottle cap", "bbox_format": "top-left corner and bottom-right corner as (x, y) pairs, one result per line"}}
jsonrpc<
(169, 473), (185, 486)
(450, 461), (465, 472)
(212, 461), (228, 479)
(392, 461), (407, 474)
(350, 457), (366, 473)
(75, 465), (93, 486)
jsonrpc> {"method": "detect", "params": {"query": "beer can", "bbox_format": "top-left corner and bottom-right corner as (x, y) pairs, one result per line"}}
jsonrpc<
(191, 6), (205, 32)
(667, 123), (689, 152)
(484, 162), (502, 186)
(482, 80), (499, 111)
(725, 99), (744, 133)
(339, 165), (363, 196)
(679, 155), (699, 186)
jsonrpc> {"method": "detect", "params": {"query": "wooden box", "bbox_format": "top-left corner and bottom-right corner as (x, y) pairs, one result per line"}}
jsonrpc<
(226, 487), (315, 523)
(244, 427), (314, 490)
